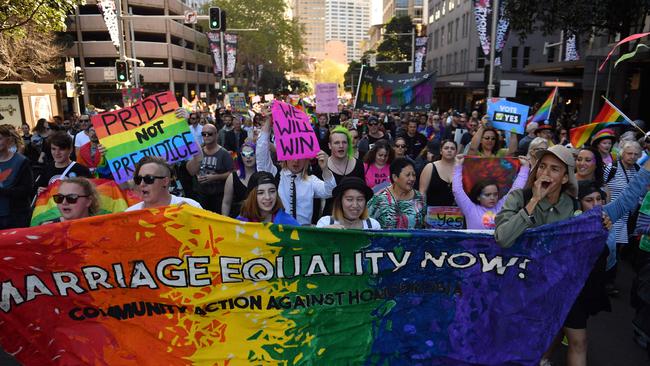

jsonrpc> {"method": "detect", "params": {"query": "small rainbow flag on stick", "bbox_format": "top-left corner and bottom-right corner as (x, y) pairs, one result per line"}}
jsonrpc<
(530, 87), (558, 124)
(569, 97), (632, 148)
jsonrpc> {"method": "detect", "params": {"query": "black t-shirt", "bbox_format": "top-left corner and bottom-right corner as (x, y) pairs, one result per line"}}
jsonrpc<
(404, 133), (427, 160)
(460, 132), (473, 147)
(36, 162), (91, 188)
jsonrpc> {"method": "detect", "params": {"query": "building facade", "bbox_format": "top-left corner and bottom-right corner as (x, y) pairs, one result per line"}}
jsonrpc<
(66, 0), (217, 110)
(383, 0), (426, 25)
(325, 0), (370, 62)
(291, 0), (327, 61)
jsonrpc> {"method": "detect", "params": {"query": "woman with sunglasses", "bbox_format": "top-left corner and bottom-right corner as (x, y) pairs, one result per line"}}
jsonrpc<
(47, 177), (100, 222)
(126, 156), (202, 211)
(468, 118), (517, 157)
(237, 171), (299, 225)
(222, 142), (257, 217)
(453, 154), (529, 229)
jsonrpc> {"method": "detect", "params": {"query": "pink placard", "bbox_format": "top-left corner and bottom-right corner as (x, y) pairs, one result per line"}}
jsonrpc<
(315, 83), (338, 113)
(271, 100), (319, 161)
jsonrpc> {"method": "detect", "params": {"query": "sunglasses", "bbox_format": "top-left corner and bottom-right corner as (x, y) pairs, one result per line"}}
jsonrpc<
(368, 122), (378, 126)
(241, 150), (255, 158)
(201, 132), (214, 136)
(482, 136), (496, 141)
(53, 193), (89, 204)
(395, 144), (406, 148)
(133, 175), (166, 185)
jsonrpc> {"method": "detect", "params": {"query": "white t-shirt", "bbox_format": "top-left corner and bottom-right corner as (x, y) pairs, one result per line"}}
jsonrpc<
(316, 216), (382, 230)
(125, 195), (203, 212)
(74, 131), (90, 148)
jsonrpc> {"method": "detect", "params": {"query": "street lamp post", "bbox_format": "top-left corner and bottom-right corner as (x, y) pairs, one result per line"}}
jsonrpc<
(486, 0), (499, 98)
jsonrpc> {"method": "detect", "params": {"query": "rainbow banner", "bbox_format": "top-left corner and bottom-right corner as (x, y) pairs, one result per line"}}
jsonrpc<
(0, 205), (607, 365)
(425, 206), (465, 229)
(462, 157), (521, 198)
(30, 179), (140, 226)
(569, 98), (631, 147)
(91, 91), (201, 184)
(530, 87), (557, 124)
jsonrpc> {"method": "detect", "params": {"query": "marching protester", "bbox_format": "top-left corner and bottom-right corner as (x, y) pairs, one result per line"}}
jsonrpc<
(73, 116), (92, 159)
(358, 116), (391, 157)
(368, 158), (425, 229)
(402, 119), (428, 160)
(236, 171), (299, 225)
(592, 128), (617, 165)
(224, 115), (248, 153)
(517, 122), (539, 156)
(526, 137), (549, 168)
(316, 176), (381, 229)
(0, 124), (32, 230)
(217, 112), (234, 147)
(75, 127), (106, 177)
(126, 156), (202, 211)
(45, 177), (100, 223)
(363, 139), (393, 189)
(186, 123), (233, 213)
(222, 142), (256, 218)
(453, 154), (530, 230)
(468, 121), (517, 157)
(256, 117), (335, 225)
(188, 112), (204, 146)
(31, 118), (51, 164)
(419, 139), (457, 207)
(575, 147), (606, 189)
(35, 131), (91, 195)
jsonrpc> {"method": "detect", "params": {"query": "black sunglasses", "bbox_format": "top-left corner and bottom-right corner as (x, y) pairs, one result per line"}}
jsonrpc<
(134, 175), (166, 185)
(53, 193), (89, 204)
(201, 132), (214, 136)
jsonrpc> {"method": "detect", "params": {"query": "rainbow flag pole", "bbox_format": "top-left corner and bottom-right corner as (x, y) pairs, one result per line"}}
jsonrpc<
(569, 97), (640, 147)
(530, 87), (558, 124)
(601, 95), (644, 134)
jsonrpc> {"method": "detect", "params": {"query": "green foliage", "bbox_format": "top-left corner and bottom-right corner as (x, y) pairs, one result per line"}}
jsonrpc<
(344, 60), (361, 92)
(0, 0), (82, 37)
(504, 0), (650, 40)
(376, 16), (414, 73)
(203, 0), (304, 74)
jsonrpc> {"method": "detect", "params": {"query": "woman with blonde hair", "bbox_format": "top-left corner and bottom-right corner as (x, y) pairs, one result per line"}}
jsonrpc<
(49, 177), (100, 222)
(527, 137), (548, 167)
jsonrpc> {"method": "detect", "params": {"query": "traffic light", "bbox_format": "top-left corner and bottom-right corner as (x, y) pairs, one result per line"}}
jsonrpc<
(139, 74), (144, 85)
(75, 69), (85, 84)
(220, 79), (228, 92)
(209, 7), (226, 31)
(115, 60), (129, 83)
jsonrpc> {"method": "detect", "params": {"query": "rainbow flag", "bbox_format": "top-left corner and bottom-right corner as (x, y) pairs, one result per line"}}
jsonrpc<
(182, 97), (194, 112)
(30, 178), (140, 226)
(1, 205), (608, 365)
(530, 87), (558, 124)
(569, 98), (631, 147)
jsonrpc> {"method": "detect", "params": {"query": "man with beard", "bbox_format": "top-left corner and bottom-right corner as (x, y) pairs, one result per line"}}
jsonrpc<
(217, 113), (234, 147)
(186, 123), (233, 213)
(403, 119), (427, 160)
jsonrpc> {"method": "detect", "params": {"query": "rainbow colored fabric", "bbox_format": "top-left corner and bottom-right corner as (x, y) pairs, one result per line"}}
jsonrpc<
(569, 99), (630, 147)
(30, 178), (140, 226)
(530, 87), (557, 124)
(1, 205), (607, 365)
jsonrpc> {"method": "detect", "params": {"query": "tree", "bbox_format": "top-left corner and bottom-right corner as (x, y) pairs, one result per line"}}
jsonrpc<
(376, 16), (414, 73)
(203, 0), (304, 75)
(504, 1), (650, 40)
(0, 29), (64, 81)
(0, 0), (82, 37)
(344, 60), (362, 93)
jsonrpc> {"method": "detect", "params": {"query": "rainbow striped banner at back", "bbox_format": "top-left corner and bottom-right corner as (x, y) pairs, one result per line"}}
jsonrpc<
(569, 98), (631, 147)
(1, 205), (608, 365)
(530, 87), (557, 124)
(30, 178), (140, 226)
(91, 91), (201, 184)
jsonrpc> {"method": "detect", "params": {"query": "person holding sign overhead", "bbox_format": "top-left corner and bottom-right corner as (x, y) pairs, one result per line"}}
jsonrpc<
(467, 118), (518, 158)
(256, 107), (335, 226)
(126, 156), (202, 211)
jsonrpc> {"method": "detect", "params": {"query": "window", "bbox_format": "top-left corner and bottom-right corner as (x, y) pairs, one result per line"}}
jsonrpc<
(511, 46), (518, 69)
(446, 54), (452, 74)
(476, 47), (485, 69)
(440, 56), (444, 75)
(547, 47), (555, 63)
(461, 14), (466, 38)
(447, 22), (453, 44)
(465, 11), (471, 37)
(433, 58), (438, 72)
(455, 18), (459, 41)
(440, 26), (445, 46)
(523, 46), (530, 67)
(453, 51), (458, 73)
(434, 29), (439, 49)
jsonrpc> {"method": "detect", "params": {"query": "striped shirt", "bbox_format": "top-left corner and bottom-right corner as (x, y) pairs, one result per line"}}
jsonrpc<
(604, 161), (640, 244)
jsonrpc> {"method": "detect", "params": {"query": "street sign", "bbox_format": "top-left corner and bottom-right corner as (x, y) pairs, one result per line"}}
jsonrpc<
(103, 67), (116, 81)
(499, 80), (517, 98)
(368, 54), (377, 67)
(199, 92), (207, 98)
(184, 10), (197, 24)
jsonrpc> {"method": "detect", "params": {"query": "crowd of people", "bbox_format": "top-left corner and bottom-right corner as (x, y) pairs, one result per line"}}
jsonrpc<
(3, 100), (650, 366)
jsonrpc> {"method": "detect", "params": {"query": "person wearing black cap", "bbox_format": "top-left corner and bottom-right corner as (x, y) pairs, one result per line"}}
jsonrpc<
(357, 116), (390, 157)
(236, 171), (299, 225)
(316, 177), (381, 229)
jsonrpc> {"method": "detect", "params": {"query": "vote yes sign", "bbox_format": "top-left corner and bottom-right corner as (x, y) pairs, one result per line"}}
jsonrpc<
(91, 91), (200, 184)
(486, 98), (530, 134)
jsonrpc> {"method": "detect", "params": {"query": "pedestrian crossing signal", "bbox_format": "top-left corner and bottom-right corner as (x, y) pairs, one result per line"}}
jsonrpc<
(115, 61), (129, 83)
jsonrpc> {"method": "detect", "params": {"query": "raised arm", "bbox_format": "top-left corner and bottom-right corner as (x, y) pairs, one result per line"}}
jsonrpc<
(451, 155), (474, 214)
(505, 132), (518, 156)
(468, 124), (484, 155)
(603, 162), (650, 223)
(255, 117), (278, 176)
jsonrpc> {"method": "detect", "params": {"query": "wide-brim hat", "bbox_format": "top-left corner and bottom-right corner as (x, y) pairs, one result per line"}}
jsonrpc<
(332, 177), (374, 202)
(591, 128), (616, 145)
(532, 144), (578, 198)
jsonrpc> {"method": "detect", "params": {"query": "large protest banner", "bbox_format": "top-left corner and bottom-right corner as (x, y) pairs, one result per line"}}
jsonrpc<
(463, 157), (521, 197)
(315, 83), (338, 113)
(271, 100), (319, 161)
(354, 67), (436, 112)
(486, 98), (530, 134)
(91, 91), (200, 184)
(0, 205), (606, 365)
(226, 92), (247, 113)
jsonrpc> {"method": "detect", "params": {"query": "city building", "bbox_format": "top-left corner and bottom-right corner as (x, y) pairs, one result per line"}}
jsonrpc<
(325, 0), (370, 62)
(383, 0), (426, 25)
(65, 0), (217, 110)
(325, 40), (348, 64)
(291, 0), (327, 61)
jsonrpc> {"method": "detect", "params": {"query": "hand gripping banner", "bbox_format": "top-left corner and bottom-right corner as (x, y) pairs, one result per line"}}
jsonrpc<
(0, 206), (606, 365)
